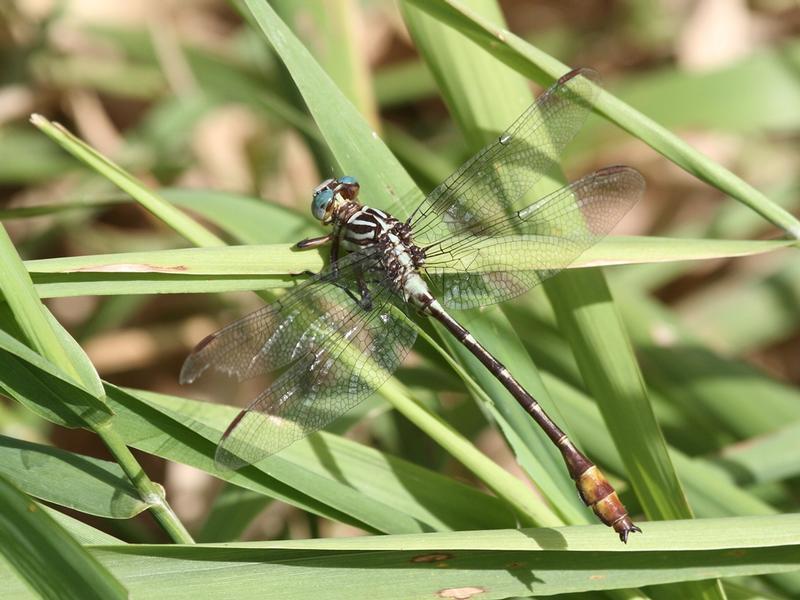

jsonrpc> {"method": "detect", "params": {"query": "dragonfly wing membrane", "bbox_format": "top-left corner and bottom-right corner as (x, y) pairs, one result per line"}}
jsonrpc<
(180, 250), (381, 385)
(410, 68), (600, 244)
(214, 284), (417, 470)
(425, 166), (645, 310)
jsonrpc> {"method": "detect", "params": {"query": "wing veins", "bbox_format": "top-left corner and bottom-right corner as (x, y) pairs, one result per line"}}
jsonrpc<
(408, 69), (600, 241)
(215, 280), (415, 468)
(180, 248), (383, 384)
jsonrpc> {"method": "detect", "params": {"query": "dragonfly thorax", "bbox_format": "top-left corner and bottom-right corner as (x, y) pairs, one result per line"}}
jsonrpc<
(329, 200), (429, 304)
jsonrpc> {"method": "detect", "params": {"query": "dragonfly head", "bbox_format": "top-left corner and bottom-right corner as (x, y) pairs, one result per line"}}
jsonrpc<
(311, 176), (360, 224)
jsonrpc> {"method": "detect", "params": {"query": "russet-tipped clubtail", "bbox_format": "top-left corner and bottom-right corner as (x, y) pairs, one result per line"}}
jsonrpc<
(181, 68), (645, 542)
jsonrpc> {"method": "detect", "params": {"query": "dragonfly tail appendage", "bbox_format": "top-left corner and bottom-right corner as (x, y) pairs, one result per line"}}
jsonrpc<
(558, 438), (641, 543)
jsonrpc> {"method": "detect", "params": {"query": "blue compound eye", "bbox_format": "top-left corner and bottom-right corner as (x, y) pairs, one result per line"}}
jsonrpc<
(312, 188), (334, 221)
(339, 175), (357, 185)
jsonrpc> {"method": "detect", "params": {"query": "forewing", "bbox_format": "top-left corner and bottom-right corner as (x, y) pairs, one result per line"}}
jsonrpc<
(215, 285), (417, 470)
(423, 166), (645, 310)
(180, 249), (381, 385)
(408, 68), (600, 244)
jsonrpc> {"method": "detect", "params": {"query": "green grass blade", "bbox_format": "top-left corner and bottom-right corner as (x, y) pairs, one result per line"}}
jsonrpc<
(382, 121), (457, 189)
(709, 422), (800, 487)
(271, 0), (379, 128)
(374, 59), (437, 107)
(37, 53), (165, 99)
(0, 126), (80, 184)
(44, 506), (125, 546)
(29, 115), (224, 248)
(0, 328), (110, 426)
(542, 371), (790, 522)
(197, 486), (272, 542)
(544, 271), (693, 515)
(375, 377), (563, 528)
(163, 188), (318, 244)
(0, 436), (148, 519)
(24, 237), (790, 275)
(25, 244), (320, 275)
(619, 291), (800, 440)
(0, 197), (123, 220)
(0, 474), (127, 600)
(0, 224), (106, 404)
(108, 385), (516, 534)
(619, 41), (800, 133)
(676, 256), (800, 355)
(3, 515), (799, 599)
(241, 0), (420, 211)
(122, 513), (800, 550)
(0, 341), (190, 544)
(28, 274), (292, 299)
(22, 237), (790, 299)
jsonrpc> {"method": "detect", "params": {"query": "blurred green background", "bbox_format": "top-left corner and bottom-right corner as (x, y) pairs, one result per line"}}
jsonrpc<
(1, 0), (799, 567)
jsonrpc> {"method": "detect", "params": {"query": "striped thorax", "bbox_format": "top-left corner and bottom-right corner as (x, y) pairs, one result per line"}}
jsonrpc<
(310, 176), (429, 306)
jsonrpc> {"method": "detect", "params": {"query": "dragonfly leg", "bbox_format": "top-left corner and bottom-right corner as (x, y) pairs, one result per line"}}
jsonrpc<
(295, 233), (332, 249)
(344, 286), (372, 310)
(330, 232), (341, 268)
(356, 276), (373, 310)
(326, 273), (373, 312)
(325, 230), (344, 278)
(290, 270), (316, 279)
(295, 232), (343, 277)
(294, 234), (333, 278)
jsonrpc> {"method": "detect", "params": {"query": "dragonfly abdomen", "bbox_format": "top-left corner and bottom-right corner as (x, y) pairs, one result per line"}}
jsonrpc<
(424, 297), (640, 542)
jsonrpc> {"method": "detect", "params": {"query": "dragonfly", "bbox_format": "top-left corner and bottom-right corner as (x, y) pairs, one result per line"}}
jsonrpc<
(181, 68), (645, 542)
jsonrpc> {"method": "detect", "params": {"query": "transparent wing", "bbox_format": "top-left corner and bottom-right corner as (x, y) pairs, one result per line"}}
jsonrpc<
(180, 249), (383, 385)
(423, 166), (645, 310)
(408, 68), (600, 243)
(214, 282), (417, 470)
(180, 248), (417, 469)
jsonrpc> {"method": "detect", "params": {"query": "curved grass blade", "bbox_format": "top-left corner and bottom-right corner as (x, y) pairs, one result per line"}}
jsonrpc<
(0, 474), (127, 600)
(109, 385), (517, 534)
(21, 234), (792, 298)
(29, 115), (224, 248)
(0, 225), (105, 405)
